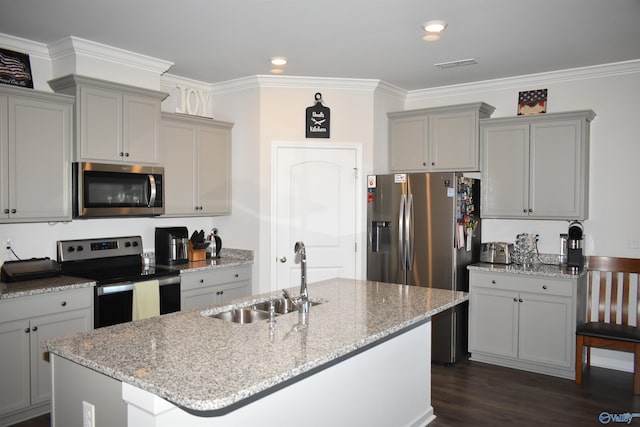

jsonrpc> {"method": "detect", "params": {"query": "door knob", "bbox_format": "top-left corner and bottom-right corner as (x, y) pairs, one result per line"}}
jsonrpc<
(279, 256), (287, 263)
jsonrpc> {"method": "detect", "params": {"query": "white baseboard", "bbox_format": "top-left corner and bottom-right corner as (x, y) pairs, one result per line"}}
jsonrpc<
(590, 348), (634, 373)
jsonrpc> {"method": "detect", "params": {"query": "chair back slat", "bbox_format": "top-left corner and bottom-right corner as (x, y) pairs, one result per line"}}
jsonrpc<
(611, 272), (619, 323)
(598, 271), (607, 322)
(622, 272), (630, 325)
(588, 256), (640, 327)
(587, 270), (594, 322)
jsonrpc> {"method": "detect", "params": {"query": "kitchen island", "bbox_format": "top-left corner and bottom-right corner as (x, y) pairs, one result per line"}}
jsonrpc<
(44, 278), (467, 427)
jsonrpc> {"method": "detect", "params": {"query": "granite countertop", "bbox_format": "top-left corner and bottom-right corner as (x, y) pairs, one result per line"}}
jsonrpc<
(44, 278), (467, 414)
(0, 249), (253, 300)
(468, 262), (587, 279)
(0, 275), (95, 300)
(164, 248), (254, 273)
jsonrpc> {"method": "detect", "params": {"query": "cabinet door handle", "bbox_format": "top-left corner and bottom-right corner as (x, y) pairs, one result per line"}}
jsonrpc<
(61, 301), (67, 307)
(422, 162), (427, 167)
(125, 153), (130, 157)
(491, 280), (496, 284)
(431, 162), (435, 166)
(32, 326), (38, 332)
(3, 209), (8, 214)
(280, 257), (287, 263)
(11, 209), (16, 214)
(199, 279), (204, 283)
(234, 274), (239, 278)
(518, 298), (523, 303)
(528, 209), (533, 213)
(542, 285), (548, 290)
(513, 297), (518, 302)
(523, 209), (527, 213)
(119, 152), (124, 157)
(24, 328), (30, 333)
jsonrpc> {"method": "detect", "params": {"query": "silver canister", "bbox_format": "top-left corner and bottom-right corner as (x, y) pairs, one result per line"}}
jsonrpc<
(559, 233), (568, 264)
(170, 237), (188, 262)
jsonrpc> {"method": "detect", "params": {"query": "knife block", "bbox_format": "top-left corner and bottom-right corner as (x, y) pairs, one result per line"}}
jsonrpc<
(188, 242), (207, 262)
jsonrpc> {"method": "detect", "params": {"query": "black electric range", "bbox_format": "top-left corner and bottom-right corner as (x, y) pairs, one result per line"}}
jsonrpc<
(57, 236), (181, 328)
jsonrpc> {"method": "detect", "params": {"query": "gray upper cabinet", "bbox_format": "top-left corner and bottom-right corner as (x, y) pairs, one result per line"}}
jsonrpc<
(388, 103), (495, 172)
(480, 110), (595, 220)
(49, 75), (167, 164)
(0, 86), (73, 223)
(161, 113), (233, 216)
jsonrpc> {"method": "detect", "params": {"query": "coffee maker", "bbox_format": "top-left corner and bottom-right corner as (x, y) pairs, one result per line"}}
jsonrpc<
(155, 227), (189, 265)
(566, 221), (584, 270)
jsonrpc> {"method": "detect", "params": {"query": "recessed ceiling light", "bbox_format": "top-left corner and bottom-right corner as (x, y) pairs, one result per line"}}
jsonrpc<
(422, 33), (441, 42)
(422, 20), (447, 33)
(435, 58), (478, 69)
(270, 57), (287, 66)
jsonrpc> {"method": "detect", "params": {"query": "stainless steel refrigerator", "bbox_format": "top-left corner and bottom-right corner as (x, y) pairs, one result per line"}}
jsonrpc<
(366, 172), (481, 364)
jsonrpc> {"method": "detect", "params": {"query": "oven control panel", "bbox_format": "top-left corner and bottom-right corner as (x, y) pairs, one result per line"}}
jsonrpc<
(57, 236), (143, 262)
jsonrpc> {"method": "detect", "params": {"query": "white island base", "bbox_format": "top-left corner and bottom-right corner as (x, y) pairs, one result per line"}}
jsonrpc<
(52, 321), (434, 427)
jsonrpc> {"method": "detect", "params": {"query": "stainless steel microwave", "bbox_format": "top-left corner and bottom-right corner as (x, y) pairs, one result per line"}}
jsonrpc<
(73, 162), (165, 218)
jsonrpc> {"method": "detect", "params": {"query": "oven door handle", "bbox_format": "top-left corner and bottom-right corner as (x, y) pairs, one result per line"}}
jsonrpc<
(97, 281), (135, 296)
(96, 276), (180, 296)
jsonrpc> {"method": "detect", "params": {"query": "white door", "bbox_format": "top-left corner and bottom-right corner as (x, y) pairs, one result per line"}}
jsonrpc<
(274, 143), (359, 289)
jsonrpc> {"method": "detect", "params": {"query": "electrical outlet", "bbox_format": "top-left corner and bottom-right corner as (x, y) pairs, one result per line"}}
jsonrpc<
(83, 401), (95, 427)
(5, 238), (13, 251)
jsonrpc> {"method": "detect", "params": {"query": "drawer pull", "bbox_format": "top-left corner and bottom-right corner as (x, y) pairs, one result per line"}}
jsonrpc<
(234, 274), (239, 278)
(542, 285), (548, 290)
(491, 280), (496, 284)
(200, 279), (204, 284)
(61, 301), (67, 307)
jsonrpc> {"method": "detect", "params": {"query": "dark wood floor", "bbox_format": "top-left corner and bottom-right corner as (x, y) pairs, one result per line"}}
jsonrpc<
(10, 359), (640, 426)
(430, 359), (640, 426)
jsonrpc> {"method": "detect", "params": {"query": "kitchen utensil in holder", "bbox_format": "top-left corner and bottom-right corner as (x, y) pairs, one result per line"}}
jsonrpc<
(513, 233), (539, 266)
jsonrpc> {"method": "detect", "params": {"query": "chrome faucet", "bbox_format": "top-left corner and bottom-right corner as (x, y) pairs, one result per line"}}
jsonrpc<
(282, 241), (310, 317)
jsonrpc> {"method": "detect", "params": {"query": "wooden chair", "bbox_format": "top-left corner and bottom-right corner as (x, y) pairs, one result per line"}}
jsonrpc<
(575, 256), (640, 394)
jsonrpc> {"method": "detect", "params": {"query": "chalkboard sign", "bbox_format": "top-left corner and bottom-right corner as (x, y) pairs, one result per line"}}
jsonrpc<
(306, 93), (330, 138)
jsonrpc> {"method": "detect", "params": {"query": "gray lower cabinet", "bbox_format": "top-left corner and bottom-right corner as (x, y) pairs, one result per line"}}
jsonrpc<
(0, 86), (73, 223)
(388, 102), (495, 172)
(161, 113), (233, 216)
(0, 288), (92, 425)
(181, 265), (251, 310)
(480, 110), (595, 219)
(468, 270), (586, 379)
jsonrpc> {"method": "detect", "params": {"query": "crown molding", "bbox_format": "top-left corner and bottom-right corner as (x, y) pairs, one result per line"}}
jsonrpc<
(166, 74), (407, 99)
(162, 73), (213, 92)
(48, 36), (174, 75)
(407, 59), (640, 103)
(0, 32), (50, 60)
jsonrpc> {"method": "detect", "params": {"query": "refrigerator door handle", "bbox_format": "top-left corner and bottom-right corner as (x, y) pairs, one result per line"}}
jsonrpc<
(398, 194), (406, 270)
(406, 193), (414, 271)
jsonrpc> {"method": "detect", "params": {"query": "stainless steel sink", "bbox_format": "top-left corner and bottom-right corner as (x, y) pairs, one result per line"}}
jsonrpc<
(211, 308), (271, 324)
(251, 298), (296, 314)
(207, 298), (326, 324)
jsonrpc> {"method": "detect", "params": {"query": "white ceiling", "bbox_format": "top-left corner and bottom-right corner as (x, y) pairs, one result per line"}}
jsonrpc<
(1, 0), (639, 90)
